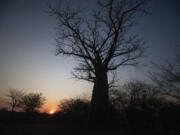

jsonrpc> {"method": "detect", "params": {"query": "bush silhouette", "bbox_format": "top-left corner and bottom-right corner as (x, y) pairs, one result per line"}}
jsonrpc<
(18, 92), (46, 113)
(58, 98), (90, 124)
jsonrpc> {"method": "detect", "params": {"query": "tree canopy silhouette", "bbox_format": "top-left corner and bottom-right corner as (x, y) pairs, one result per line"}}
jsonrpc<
(18, 92), (46, 113)
(49, 0), (148, 126)
(6, 89), (24, 112)
(151, 51), (180, 101)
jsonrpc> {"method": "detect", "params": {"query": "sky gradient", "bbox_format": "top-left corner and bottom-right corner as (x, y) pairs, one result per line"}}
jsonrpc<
(0, 0), (180, 111)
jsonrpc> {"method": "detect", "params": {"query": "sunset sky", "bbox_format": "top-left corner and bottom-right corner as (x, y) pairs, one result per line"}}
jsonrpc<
(0, 0), (180, 111)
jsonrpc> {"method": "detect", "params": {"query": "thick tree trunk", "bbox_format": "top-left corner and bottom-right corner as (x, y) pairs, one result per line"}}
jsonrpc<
(89, 67), (109, 128)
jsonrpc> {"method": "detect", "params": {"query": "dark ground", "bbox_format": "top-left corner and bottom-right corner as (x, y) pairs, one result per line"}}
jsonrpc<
(1, 123), (179, 135)
(0, 110), (180, 135)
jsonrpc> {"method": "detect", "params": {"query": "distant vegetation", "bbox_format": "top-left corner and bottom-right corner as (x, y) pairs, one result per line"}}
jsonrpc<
(1, 79), (180, 134)
(6, 90), (45, 113)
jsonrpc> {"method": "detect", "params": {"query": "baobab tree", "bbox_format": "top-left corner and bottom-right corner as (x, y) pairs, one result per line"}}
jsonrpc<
(49, 0), (148, 126)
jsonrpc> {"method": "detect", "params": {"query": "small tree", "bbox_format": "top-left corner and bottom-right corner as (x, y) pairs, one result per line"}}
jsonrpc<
(110, 81), (161, 109)
(150, 52), (180, 101)
(113, 81), (164, 129)
(110, 88), (129, 110)
(19, 92), (46, 113)
(59, 98), (90, 115)
(6, 89), (24, 112)
(58, 98), (90, 123)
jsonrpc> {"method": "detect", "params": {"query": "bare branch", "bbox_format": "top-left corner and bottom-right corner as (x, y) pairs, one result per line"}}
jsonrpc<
(49, 0), (148, 82)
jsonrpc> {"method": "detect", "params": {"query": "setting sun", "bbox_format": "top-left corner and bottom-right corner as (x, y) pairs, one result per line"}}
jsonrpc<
(49, 110), (55, 115)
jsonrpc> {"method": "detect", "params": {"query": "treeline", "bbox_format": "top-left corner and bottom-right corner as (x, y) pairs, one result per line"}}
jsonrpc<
(0, 80), (180, 134)
(5, 90), (45, 113)
(56, 81), (180, 133)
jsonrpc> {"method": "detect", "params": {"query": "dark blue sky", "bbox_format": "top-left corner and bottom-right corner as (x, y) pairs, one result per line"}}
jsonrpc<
(0, 0), (180, 110)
